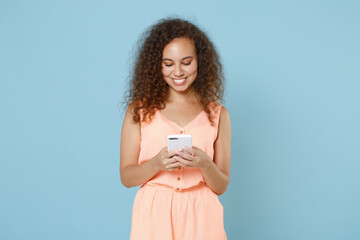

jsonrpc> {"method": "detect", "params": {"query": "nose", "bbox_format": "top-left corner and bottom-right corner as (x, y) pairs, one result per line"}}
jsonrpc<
(174, 64), (184, 77)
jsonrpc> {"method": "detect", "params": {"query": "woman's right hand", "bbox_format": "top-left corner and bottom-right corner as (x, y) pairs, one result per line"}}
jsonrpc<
(152, 147), (181, 171)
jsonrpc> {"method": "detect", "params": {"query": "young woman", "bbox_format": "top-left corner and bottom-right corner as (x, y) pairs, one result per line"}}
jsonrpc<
(120, 18), (231, 240)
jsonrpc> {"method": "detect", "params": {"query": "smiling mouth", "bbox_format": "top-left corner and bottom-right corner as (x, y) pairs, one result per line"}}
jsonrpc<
(173, 77), (187, 85)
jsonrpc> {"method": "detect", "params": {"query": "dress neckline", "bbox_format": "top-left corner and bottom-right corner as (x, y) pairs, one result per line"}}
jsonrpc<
(158, 110), (205, 129)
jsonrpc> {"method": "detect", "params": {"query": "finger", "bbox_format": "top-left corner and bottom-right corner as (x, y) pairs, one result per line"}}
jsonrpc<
(167, 149), (178, 158)
(178, 162), (186, 168)
(161, 147), (168, 153)
(174, 156), (193, 167)
(163, 157), (178, 165)
(183, 147), (197, 155)
(191, 146), (202, 151)
(166, 162), (181, 170)
(173, 156), (189, 163)
(176, 151), (196, 161)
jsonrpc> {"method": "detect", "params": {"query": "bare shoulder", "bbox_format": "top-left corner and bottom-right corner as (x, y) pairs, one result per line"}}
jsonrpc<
(215, 105), (231, 143)
(213, 105), (231, 178)
(124, 102), (135, 118)
(219, 106), (231, 125)
(121, 103), (141, 137)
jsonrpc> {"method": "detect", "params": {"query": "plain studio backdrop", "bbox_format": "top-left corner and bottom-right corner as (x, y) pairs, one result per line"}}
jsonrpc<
(0, 0), (359, 239)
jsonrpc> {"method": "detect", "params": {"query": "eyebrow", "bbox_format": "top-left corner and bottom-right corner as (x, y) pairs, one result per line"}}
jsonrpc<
(162, 56), (193, 61)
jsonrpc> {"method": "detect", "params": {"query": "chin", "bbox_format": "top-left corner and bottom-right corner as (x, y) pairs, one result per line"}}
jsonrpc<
(171, 84), (190, 92)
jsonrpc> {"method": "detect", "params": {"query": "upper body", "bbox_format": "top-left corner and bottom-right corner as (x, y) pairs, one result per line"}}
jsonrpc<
(120, 18), (231, 195)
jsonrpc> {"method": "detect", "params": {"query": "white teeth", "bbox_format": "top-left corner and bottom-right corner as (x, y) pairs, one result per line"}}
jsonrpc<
(174, 78), (186, 83)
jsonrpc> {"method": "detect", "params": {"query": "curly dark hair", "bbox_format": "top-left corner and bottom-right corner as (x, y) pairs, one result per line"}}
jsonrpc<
(124, 17), (225, 124)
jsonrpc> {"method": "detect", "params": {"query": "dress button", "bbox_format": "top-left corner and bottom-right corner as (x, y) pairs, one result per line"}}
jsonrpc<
(177, 177), (181, 181)
(180, 130), (183, 134)
(176, 188), (180, 191)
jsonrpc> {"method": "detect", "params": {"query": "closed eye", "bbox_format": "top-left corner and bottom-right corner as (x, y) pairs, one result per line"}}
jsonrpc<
(163, 61), (192, 67)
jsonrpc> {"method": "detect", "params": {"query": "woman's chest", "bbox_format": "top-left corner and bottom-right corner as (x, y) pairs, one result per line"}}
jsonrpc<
(159, 104), (203, 128)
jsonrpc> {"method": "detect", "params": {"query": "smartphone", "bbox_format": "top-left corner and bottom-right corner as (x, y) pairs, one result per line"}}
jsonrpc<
(167, 135), (192, 152)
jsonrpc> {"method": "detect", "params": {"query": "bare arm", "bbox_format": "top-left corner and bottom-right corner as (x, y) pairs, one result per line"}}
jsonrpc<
(175, 107), (231, 195)
(120, 106), (181, 188)
(199, 107), (231, 195)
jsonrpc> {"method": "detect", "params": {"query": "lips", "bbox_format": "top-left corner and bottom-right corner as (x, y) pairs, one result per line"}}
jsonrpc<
(173, 77), (187, 86)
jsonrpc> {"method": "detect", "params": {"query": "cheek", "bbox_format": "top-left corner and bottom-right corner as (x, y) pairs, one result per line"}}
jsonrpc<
(162, 66), (171, 77)
(188, 63), (198, 75)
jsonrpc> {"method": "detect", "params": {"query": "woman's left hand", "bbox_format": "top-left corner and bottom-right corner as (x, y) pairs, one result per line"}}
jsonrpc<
(174, 146), (212, 169)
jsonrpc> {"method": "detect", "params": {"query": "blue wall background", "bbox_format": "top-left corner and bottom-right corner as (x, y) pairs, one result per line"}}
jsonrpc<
(1, 0), (359, 239)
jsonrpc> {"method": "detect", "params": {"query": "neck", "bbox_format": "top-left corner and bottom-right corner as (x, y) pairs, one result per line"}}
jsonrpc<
(167, 86), (199, 104)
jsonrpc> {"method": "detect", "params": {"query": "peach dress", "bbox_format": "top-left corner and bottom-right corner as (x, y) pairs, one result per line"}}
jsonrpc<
(130, 103), (227, 240)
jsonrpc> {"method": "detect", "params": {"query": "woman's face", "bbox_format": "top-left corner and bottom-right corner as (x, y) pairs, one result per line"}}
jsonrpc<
(161, 38), (198, 92)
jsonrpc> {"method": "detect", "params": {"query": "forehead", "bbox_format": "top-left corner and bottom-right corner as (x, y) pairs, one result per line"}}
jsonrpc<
(162, 38), (196, 58)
